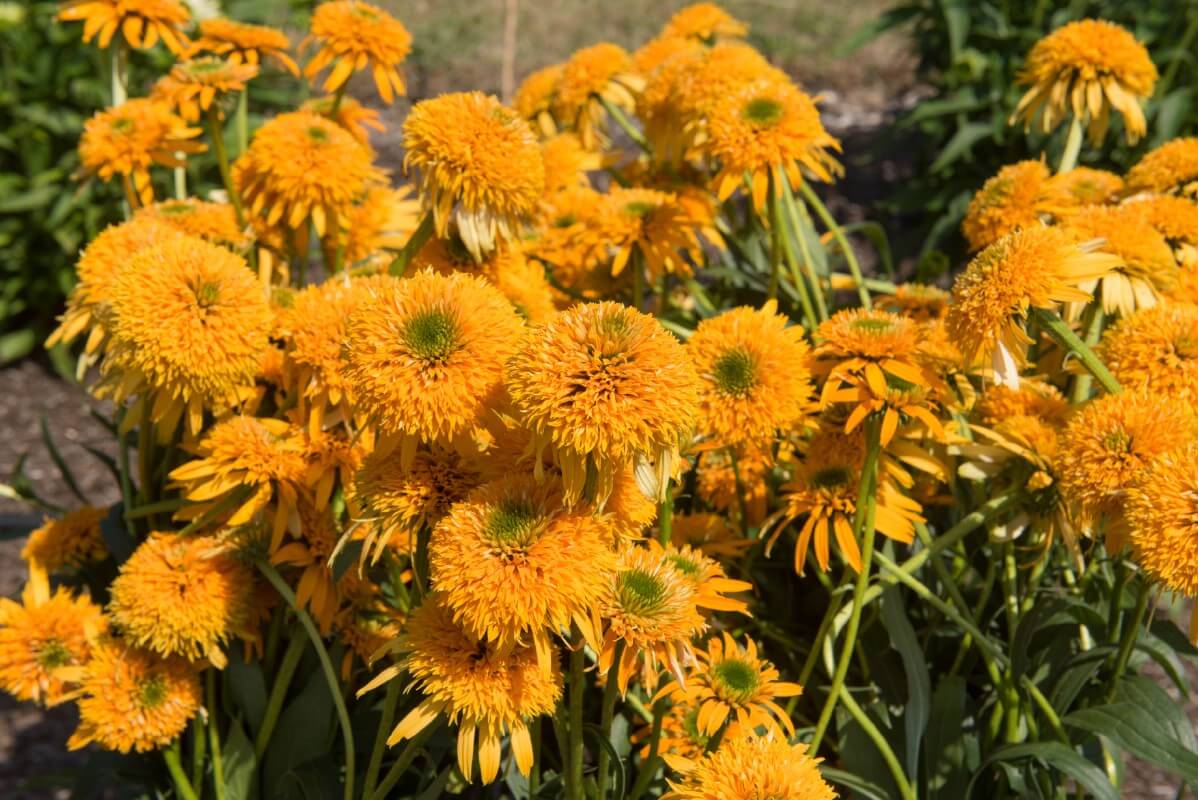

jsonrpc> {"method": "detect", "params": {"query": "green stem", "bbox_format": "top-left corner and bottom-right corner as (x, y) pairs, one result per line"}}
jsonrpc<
(658, 490), (673, 544)
(631, 246), (644, 310)
(1070, 307), (1106, 403)
(566, 635), (587, 800)
(798, 180), (871, 310)
(1105, 577), (1151, 703)
(766, 174), (782, 302)
(116, 408), (136, 527)
(769, 174), (817, 327)
(596, 640), (626, 799)
(837, 685), (917, 800)
(597, 94), (649, 152)
(165, 741), (200, 800)
(191, 713), (206, 800)
(628, 700), (665, 800)
(363, 675), (402, 799)
(236, 89), (249, 157)
(369, 724), (437, 800)
(1031, 307), (1120, 395)
(1021, 676), (1070, 744)
(809, 417), (881, 752)
(1001, 542), (1020, 646)
(207, 110), (244, 226)
(388, 212), (434, 277)
(136, 397), (154, 513)
(796, 569), (851, 691)
(256, 561), (355, 800)
(1058, 115), (1084, 173)
(529, 718), (542, 797)
(110, 43), (127, 106)
(255, 630), (306, 758)
(780, 171), (828, 321)
(330, 83), (348, 114)
(207, 670), (226, 800)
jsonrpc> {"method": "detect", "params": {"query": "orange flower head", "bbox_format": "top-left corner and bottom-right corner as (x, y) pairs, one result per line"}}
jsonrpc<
(515, 64), (564, 137)
(661, 3), (748, 43)
(188, 17), (298, 74)
(134, 198), (250, 249)
(303, 0), (411, 102)
(662, 733), (834, 800)
(553, 43), (643, 150)
(1127, 138), (1198, 198)
(961, 160), (1052, 252)
(151, 56), (258, 121)
(1126, 444), (1198, 596)
(1100, 303), (1198, 401)
(58, 0), (190, 53)
(22, 507), (109, 573)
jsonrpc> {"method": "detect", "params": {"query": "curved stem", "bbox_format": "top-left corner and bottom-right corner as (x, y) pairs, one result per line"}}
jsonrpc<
(598, 94), (649, 152)
(256, 561), (355, 800)
(566, 634), (587, 800)
(798, 180), (871, 310)
(388, 212), (434, 277)
(363, 674), (402, 799)
(809, 417), (881, 752)
(207, 110), (244, 226)
(1021, 676), (1070, 745)
(1070, 307), (1106, 403)
(836, 685), (916, 800)
(207, 670), (226, 800)
(165, 740), (200, 800)
(236, 89), (249, 156)
(628, 700), (665, 800)
(769, 174), (817, 326)
(595, 640), (626, 799)
(1031, 307), (1120, 394)
(1105, 576), (1151, 703)
(369, 724), (437, 800)
(1058, 115), (1084, 174)
(254, 630), (306, 758)
(780, 171), (829, 321)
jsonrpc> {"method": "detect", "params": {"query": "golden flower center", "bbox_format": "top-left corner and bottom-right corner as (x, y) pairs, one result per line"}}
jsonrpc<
(306, 126), (330, 143)
(1102, 429), (1133, 455)
(711, 657), (760, 703)
(712, 348), (757, 396)
(1175, 336), (1198, 360)
(35, 638), (72, 670)
(616, 568), (667, 616)
(158, 201), (195, 217)
(110, 116), (135, 133)
(623, 201), (658, 218)
(138, 675), (169, 709)
(741, 96), (784, 126)
(401, 308), (460, 362)
(553, 213), (578, 228)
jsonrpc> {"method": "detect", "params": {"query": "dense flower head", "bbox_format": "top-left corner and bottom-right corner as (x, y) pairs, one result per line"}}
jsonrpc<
(696, 445), (770, 526)
(1126, 445), (1198, 595)
(541, 132), (602, 195)
(1131, 195), (1198, 261)
(662, 733), (835, 800)
(236, 110), (380, 237)
(1099, 303), (1198, 400)
(430, 473), (616, 662)
(404, 92), (545, 260)
(343, 269), (523, 448)
(302, 94), (386, 146)
(961, 160), (1052, 252)
(877, 283), (951, 322)
(532, 186), (629, 299)
(1043, 166), (1125, 208)
(653, 540), (751, 615)
(606, 186), (711, 280)
(688, 301), (812, 448)
(151, 56), (258, 121)
(415, 235), (557, 323)
(67, 641), (201, 753)
(945, 226), (1118, 383)
(102, 236), (271, 437)
(188, 17), (298, 74)
(378, 596), (562, 783)
(706, 76), (842, 209)
(108, 532), (254, 666)
(670, 512), (753, 559)
(514, 64), (564, 136)
(975, 382), (1070, 428)
(303, 0), (411, 102)
(78, 99), (203, 206)
(1062, 204), (1175, 314)
(505, 302), (701, 504)
(22, 507), (109, 573)
(1127, 138), (1198, 198)
(669, 42), (776, 124)
(661, 3), (747, 43)
(1058, 391), (1198, 523)
(0, 566), (106, 705)
(1012, 19), (1157, 144)
(134, 198), (250, 249)
(58, 0), (190, 53)
(552, 43), (642, 150)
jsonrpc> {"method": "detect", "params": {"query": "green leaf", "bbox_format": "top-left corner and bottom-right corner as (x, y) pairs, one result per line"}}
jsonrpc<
(98, 503), (135, 564)
(263, 667), (335, 792)
(0, 329), (35, 363)
(0, 183), (59, 213)
(939, 0), (971, 59)
(881, 586), (930, 778)
(1116, 676), (1198, 752)
(40, 415), (89, 505)
(222, 719), (258, 800)
(924, 676), (971, 799)
(840, 221), (895, 279)
(835, 6), (923, 55)
(969, 743), (1117, 800)
(930, 122), (992, 172)
(330, 539), (364, 583)
(584, 723), (626, 799)
(226, 648), (268, 737)
(820, 767), (892, 800)
(1065, 702), (1198, 784)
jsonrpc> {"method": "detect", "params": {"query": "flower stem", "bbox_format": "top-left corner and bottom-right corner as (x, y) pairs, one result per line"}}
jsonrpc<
(809, 416), (881, 752)
(1031, 307), (1121, 394)
(769, 174), (817, 327)
(595, 639), (625, 799)
(780, 170), (829, 321)
(798, 180), (871, 310)
(631, 246), (645, 310)
(598, 94), (649, 153)
(836, 684), (916, 800)
(110, 43), (127, 106)
(658, 489), (673, 544)
(206, 670), (226, 800)
(628, 700), (665, 800)
(255, 561), (355, 800)
(165, 740), (200, 800)
(1070, 306), (1106, 403)
(1105, 575), (1151, 703)
(1058, 115), (1084, 174)
(236, 89), (249, 156)
(363, 673), (402, 798)
(254, 630), (306, 758)
(566, 633), (587, 800)
(190, 713), (206, 799)
(206, 110), (244, 226)
(388, 212), (434, 277)
(369, 724), (437, 800)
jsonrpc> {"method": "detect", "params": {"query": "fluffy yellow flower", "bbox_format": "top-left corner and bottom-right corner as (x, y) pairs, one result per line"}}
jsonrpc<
(1012, 20), (1157, 145)
(662, 733), (834, 800)
(302, 0), (411, 103)
(58, 0), (190, 53)
(606, 187), (713, 281)
(22, 507), (109, 573)
(324, 186), (420, 269)
(1099, 302), (1198, 401)
(108, 532), (254, 667)
(1063, 205), (1175, 315)
(669, 512), (753, 559)
(661, 3), (747, 43)
(1126, 444), (1198, 596)
(68, 641), (201, 753)
(961, 160), (1052, 252)
(1127, 138), (1198, 198)
(414, 235), (557, 323)
(404, 92), (545, 260)
(505, 302), (700, 505)
(514, 64), (564, 138)
(0, 565), (105, 705)
(150, 56), (258, 122)
(187, 17), (298, 74)
(541, 132), (602, 195)
(877, 283), (951, 322)
(134, 198), (250, 249)
(552, 43), (643, 150)
(696, 445), (770, 527)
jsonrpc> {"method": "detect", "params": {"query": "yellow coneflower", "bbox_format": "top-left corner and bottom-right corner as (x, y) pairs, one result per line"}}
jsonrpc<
(695, 445), (770, 527)
(813, 308), (937, 405)
(1062, 205), (1175, 315)
(765, 428), (924, 573)
(505, 302), (700, 505)
(541, 132), (602, 195)
(634, 35), (700, 82)
(108, 532), (254, 667)
(324, 186), (420, 269)
(188, 17), (299, 74)
(236, 110), (380, 241)
(877, 283), (951, 322)
(974, 381), (1070, 428)
(662, 733), (834, 800)
(133, 198), (250, 250)
(632, 701), (716, 773)
(706, 76), (841, 210)
(635, 40), (705, 162)
(652, 540), (751, 615)
(1126, 444), (1198, 598)
(343, 269), (523, 455)
(960, 160), (1052, 252)
(333, 574), (403, 679)
(1012, 19), (1157, 145)
(0, 564), (105, 705)
(552, 43), (643, 150)
(404, 92), (545, 261)
(77, 99), (204, 206)
(661, 3), (748, 43)
(1099, 303), (1198, 400)
(363, 596), (562, 783)
(660, 633), (799, 739)
(1058, 391), (1198, 530)
(688, 302), (812, 449)
(530, 186), (627, 301)
(1126, 137), (1198, 198)
(302, 0), (411, 103)
(272, 495), (342, 633)
(1043, 166), (1125, 208)
(21, 507), (109, 574)
(429, 474), (616, 666)
(1130, 195), (1198, 271)
(101, 237), (271, 439)
(302, 95), (385, 149)
(414, 235), (557, 323)
(514, 64), (563, 138)
(669, 512), (753, 559)
(599, 544), (706, 693)
(150, 57), (258, 122)
(607, 464), (660, 540)
(945, 227), (1119, 387)
(606, 187), (712, 281)
(67, 641), (201, 753)
(169, 415), (308, 545)
(58, 0), (190, 54)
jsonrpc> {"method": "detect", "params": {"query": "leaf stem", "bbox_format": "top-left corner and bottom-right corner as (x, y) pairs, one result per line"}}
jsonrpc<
(165, 740), (200, 800)
(598, 95), (649, 152)
(207, 670), (226, 800)
(595, 640), (626, 799)
(566, 633), (587, 800)
(388, 212), (434, 277)
(1032, 307), (1120, 394)
(798, 180), (871, 309)
(836, 685), (916, 800)
(254, 629), (306, 758)
(363, 673), (403, 798)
